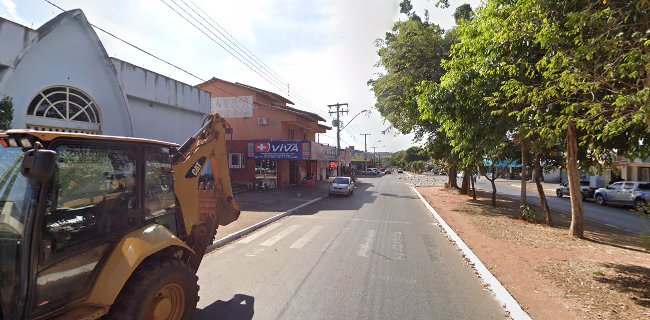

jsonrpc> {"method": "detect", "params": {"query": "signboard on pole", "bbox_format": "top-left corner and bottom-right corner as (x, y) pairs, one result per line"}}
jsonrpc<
(310, 142), (337, 161)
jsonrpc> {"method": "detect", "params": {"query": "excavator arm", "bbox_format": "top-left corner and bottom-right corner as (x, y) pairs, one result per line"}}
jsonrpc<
(171, 113), (240, 271)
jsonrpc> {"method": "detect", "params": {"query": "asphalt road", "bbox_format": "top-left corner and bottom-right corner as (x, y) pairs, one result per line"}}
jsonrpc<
(195, 174), (506, 320)
(471, 178), (648, 234)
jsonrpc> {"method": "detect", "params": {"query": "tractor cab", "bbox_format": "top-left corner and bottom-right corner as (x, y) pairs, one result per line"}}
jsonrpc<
(0, 130), (182, 319)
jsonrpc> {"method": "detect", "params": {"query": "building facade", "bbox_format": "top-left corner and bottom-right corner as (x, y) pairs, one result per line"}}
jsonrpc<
(0, 10), (210, 144)
(198, 78), (331, 188)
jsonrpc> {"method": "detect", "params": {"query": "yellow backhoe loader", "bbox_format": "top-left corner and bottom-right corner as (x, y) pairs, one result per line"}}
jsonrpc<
(0, 114), (240, 320)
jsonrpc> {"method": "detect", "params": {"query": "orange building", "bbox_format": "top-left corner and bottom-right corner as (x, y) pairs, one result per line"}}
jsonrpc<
(198, 78), (332, 188)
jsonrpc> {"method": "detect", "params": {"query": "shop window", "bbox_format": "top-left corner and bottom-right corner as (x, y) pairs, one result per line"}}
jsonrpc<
(229, 153), (245, 169)
(255, 160), (277, 189)
(288, 129), (295, 140)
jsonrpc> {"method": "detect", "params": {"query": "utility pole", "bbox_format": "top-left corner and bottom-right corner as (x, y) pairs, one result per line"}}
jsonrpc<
(360, 133), (371, 172)
(328, 103), (348, 176)
(372, 146), (378, 165)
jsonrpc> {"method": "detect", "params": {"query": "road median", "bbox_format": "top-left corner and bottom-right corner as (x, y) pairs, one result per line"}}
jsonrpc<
(415, 186), (650, 320)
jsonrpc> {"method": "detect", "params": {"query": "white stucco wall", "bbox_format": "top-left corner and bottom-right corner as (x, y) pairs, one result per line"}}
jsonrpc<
(126, 97), (205, 144)
(1, 12), (133, 136)
(0, 19), (36, 68)
(111, 58), (210, 144)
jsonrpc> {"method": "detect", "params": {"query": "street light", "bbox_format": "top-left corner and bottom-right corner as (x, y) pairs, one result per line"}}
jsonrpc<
(341, 109), (368, 130)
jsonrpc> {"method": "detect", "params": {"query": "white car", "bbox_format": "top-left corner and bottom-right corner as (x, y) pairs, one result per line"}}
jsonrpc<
(329, 177), (354, 196)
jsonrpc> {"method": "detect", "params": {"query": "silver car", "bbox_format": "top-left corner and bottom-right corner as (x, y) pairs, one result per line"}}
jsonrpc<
(329, 177), (354, 196)
(594, 181), (650, 213)
(556, 180), (591, 200)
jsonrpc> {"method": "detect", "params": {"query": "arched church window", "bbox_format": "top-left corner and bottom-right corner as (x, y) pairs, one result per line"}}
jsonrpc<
(27, 86), (100, 124)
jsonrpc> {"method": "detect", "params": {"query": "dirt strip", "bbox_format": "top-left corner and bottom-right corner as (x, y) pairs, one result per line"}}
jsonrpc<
(417, 186), (650, 320)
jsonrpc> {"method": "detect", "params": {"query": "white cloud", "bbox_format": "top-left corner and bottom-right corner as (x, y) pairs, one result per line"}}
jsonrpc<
(0, 0), (21, 22)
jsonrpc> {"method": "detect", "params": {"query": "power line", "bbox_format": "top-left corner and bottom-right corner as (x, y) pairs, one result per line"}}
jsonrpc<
(161, 0), (283, 93)
(41, 0), (331, 123)
(43, 0), (204, 82)
(164, 0), (328, 117)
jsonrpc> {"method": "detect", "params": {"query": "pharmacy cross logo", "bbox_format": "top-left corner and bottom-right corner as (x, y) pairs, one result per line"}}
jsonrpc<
(255, 143), (271, 153)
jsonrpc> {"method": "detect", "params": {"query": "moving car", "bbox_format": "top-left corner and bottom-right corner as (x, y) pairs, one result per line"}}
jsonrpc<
(330, 177), (355, 196)
(556, 180), (591, 200)
(593, 181), (650, 213)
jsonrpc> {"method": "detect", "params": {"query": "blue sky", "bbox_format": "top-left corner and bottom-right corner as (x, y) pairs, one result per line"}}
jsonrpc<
(0, 0), (479, 152)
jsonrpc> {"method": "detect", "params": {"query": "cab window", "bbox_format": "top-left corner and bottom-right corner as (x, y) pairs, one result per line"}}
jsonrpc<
(45, 144), (137, 251)
(144, 147), (178, 234)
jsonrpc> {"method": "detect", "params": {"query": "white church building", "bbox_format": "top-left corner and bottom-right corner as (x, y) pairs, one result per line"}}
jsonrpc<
(0, 9), (210, 144)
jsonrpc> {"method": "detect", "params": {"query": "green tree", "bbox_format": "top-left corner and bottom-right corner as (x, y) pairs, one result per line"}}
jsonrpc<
(0, 96), (14, 131)
(453, 4), (473, 23)
(493, 0), (649, 237)
(369, 3), (461, 187)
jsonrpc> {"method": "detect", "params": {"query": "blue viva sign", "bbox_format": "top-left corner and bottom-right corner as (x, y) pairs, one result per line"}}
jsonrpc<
(247, 141), (311, 160)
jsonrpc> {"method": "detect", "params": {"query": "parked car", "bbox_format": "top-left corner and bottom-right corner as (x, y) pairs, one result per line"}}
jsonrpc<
(397, 168), (404, 173)
(556, 180), (591, 200)
(593, 181), (650, 213)
(330, 177), (355, 196)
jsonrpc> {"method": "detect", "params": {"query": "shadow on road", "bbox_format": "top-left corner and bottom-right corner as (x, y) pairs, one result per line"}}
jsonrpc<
(292, 182), (377, 215)
(195, 294), (255, 320)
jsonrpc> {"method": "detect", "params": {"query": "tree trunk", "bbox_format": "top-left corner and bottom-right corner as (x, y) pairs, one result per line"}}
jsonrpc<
(489, 167), (497, 206)
(448, 163), (458, 189)
(567, 122), (584, 238)
(519, 130), (528, 219)
(470, 173), (477, 200)
(460, 173), (469, 195)
(534, 155), (552, 226)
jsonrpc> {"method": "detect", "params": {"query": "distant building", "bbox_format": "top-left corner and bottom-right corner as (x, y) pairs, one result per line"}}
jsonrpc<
(616, 157), (650, 182)
(0, 10), (210, 144)
(198, 78), (332, 188)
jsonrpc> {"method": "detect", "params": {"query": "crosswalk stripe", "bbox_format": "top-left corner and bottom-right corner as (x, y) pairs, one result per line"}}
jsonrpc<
(260, 224), (301, 247)
(393, 231), (405, 260)
(237, 223), (283, 244)
(357, 229), (376, 257)
(245, 247), (265, 257)
(290, 226), (323, 249)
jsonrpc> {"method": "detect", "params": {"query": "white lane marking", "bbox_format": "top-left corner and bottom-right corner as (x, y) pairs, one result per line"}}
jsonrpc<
(370, 273), (416, 285)
(290, 226), (323, 249)
(392, 231), (405, 260)
(237, 222), (283, 244)
(260, 224), (301, 247)
(357, 229), (377, 257)
(245, 247), (265, 257)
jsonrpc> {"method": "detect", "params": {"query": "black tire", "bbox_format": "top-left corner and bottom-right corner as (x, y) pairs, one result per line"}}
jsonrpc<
(556, 190), (563, 198)
(595, 194), (606, 206)
(635, 198), (648, 214)
(105, 259), (199, 320)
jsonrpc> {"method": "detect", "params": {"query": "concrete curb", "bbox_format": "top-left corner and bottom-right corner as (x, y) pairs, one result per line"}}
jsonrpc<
(205, 195), (328, 254)
(410, 186), (532, 320)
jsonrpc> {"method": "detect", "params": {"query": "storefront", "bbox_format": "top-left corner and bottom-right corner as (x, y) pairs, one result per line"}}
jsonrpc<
(246, 140), (314, 188)
(311, 142), (337, 180)
(227, 140), (342, 188)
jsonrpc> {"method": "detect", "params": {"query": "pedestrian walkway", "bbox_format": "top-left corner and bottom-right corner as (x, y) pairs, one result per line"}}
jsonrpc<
(214, 181), (330, 243)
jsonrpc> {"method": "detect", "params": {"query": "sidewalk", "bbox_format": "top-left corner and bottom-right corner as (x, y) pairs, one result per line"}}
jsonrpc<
(214, 181), (330, 243)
